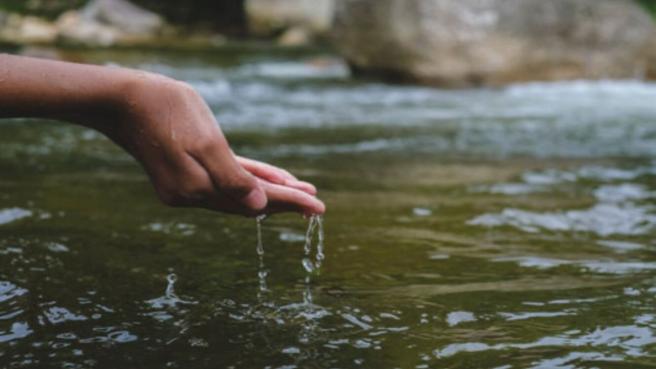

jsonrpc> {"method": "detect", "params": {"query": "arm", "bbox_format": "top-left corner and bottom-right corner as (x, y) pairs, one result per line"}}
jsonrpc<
(0, 53), (325, 216)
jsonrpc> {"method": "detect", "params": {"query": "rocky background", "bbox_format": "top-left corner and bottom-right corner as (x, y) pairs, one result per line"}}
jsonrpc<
(1, 0), (655, 86)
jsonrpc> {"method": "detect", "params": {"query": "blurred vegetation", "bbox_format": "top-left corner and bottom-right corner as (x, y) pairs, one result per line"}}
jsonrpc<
(0, 0), (247, 34)
(135, 0), (246, 34)
(0, 0), (87, 18)
(637, 0), (656, 15)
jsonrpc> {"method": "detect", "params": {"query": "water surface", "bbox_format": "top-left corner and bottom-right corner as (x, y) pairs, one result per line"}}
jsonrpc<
(1, 47), (656, 368)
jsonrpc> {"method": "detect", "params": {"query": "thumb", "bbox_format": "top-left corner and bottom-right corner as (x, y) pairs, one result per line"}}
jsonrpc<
(237, 175), (267, 212)
(191, 148), (268, 214)
(217, 165), (268, 213)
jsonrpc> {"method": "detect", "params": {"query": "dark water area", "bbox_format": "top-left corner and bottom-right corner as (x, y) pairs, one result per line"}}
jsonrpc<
(1, 47), (656, 368)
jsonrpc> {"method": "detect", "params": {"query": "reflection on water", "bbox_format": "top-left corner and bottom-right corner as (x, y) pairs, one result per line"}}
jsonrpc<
(0, 47), (656, 368)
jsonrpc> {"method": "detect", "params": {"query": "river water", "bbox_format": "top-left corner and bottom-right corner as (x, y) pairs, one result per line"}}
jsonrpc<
(1, 46), (656, 368)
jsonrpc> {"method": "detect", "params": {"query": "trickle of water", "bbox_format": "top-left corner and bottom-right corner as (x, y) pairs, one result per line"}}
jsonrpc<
(256, 214), (266, 257)
(255, 215), (268, 295)
(302, 215), (325, 305)
(315, 216), (325, 270)
(303, 275), (313, 305)
(302, 215), (324, 273)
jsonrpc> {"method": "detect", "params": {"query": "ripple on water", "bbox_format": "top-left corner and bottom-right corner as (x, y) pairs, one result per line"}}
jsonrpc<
(474, 163), (656, 195)
(434, 314), (656, 359)
(0, 281), (31, 343)
(496, 256), (656, 275)
(142, 222), (196, 236)
(43, 307), (88, 324)
(0, 208), (32, 226)
(470, 164), (656, 236)
(446, 311), (476, 327)
(470, 204), (656, 236)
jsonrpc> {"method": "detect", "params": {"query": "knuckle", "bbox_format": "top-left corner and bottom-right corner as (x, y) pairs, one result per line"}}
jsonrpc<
(193, 136), (217, 155)
(218, 174), (255, 196)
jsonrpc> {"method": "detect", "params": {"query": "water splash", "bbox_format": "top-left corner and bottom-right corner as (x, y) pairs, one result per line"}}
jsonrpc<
(146, 272), (196, 313)
(165, 273), (177, 300)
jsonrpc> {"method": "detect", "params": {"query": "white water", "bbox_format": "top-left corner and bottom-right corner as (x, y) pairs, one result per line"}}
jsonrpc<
(156, 59), (656, 158)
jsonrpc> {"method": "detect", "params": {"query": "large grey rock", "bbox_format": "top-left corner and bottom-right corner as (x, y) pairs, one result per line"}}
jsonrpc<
(56, 10), (122, 46)
(82, 0), (164, 35)
(649, 35), (656, 79)
(333, 0), (656, 86)
(56, 0), (165, 46)
(246, 0), (335, 37)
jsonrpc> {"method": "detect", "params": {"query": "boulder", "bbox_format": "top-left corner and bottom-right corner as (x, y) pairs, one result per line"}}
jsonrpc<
(56, 10), (122, 47)
(648, 33), (656, 79)
(0, 14), (58, 44)
(246, 0), (334, 39)
(333, 0), (656, 86)
(56, 0), (165, 46)
(277, 26), (312, 46)
(81, 0), (164, 35)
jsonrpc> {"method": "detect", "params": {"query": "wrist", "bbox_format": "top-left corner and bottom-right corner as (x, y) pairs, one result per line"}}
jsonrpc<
(85, 68), (173, 130)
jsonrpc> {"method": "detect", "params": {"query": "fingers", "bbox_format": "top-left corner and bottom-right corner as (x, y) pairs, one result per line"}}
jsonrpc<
(236, 156), (317, 195)
(259, 180), (325, 216)
(236, 156), (297, 181)
(283, 179), (318, 196)
(154, 153), (325, 217)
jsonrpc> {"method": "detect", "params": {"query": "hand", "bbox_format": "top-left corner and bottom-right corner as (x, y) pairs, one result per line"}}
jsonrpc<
(102, 73), (325, 216)
(0, 55), (321, 217)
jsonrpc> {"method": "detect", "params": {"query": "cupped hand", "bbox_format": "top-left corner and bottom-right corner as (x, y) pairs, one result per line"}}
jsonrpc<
(102, 73), (324, 216)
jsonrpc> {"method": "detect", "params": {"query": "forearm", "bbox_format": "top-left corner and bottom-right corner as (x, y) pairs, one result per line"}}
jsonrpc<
(0, 53), (135, 127)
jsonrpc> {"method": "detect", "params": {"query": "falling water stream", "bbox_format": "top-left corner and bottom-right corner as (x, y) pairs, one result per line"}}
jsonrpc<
(302, 215), (324, 305)
(255, 214), (268, 299)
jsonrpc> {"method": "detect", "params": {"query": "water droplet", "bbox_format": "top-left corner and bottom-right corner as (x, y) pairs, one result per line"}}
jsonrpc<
(302, 258), (315, 273)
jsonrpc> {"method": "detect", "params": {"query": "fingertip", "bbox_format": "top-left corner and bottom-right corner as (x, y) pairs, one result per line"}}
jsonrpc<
(305, 197), (326, 216)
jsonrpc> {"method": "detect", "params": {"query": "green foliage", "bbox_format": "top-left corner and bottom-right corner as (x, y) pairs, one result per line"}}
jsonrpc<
(637, 0), (656, 16)
(133, 0), (246, 34)
(0, 0), (247, 34)
(0, 0), (86, 19)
